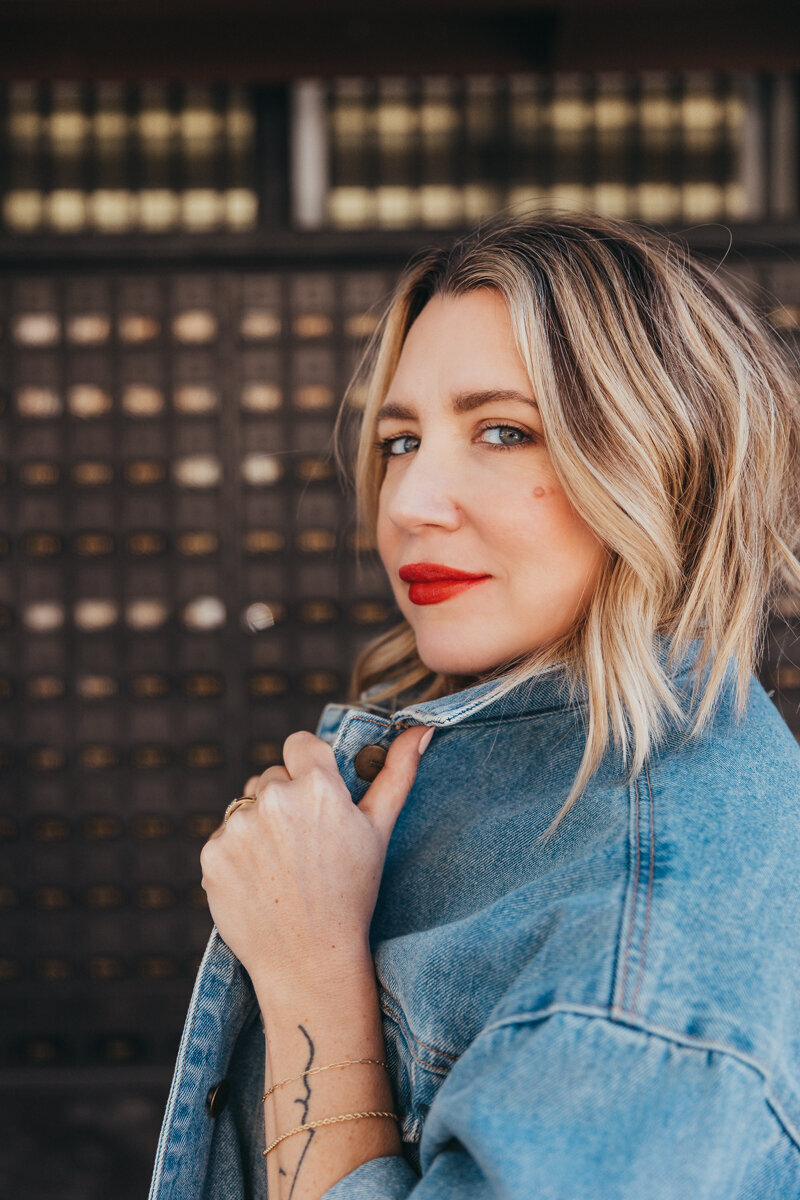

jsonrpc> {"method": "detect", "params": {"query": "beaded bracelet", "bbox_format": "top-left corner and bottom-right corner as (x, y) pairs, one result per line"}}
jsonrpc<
(263, 1110), (398, 1157)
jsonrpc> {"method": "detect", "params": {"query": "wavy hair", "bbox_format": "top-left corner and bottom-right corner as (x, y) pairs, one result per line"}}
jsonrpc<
(331, 208), (800, 842)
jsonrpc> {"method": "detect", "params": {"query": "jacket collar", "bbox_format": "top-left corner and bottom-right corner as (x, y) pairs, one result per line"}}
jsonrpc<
(362, 633), (708, 728)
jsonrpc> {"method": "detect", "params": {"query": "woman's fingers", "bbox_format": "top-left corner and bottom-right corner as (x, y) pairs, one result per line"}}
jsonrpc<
(243, 763), (291, 795)
(280, 730), (340, 781)
(225, 737), (343, 843)
(206, 765), (292, 840)
(243, 734), (337, 798)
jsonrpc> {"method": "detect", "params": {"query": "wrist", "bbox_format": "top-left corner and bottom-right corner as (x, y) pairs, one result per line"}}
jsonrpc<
(249, 943), (376, 1013)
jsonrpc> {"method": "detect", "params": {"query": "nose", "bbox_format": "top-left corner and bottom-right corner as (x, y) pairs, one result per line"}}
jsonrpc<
(380, 438), (463, 532)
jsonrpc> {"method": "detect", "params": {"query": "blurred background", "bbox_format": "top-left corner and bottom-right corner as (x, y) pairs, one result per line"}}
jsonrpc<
(1, 1), (799, 1196)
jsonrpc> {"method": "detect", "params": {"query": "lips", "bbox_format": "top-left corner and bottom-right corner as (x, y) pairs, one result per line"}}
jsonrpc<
(399, 562), (489, 582)
(398, 562), (491, 607)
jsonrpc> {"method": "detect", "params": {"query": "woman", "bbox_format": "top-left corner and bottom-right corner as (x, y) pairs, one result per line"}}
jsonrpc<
(148, 209), (800, 1200)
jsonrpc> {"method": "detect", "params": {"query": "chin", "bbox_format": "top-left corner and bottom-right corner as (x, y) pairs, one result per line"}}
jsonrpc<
(413, 640), (505, 681)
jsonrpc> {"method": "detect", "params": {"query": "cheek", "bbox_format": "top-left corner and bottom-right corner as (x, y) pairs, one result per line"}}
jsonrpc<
(528, 483), (598, 557)
(375, 497), (405, 588)
(375, 488), (391, 542)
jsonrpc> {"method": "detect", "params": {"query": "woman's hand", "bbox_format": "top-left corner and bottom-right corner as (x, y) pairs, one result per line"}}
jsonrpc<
(199, 724), (434, 1007)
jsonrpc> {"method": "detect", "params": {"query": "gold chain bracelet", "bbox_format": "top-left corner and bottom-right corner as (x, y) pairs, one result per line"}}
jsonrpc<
(261, 1057), (388, 1102)
(263, 1110), (398, 1157)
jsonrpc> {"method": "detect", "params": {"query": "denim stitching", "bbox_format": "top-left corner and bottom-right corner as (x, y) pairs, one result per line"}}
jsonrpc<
(384, 998), (800, 1155)
(148, 928), (223, 1197)
(379, 996), (455, 1078)
(616, 768), (642, 1014)
(379, 981), (460, 1063)
(423, 705), (588, 728)
(394, 685), (521, 724)
(345, 708), (587, 738)
(631, 757), (657, 1013)
(329, 711), (390, 756)
(474, 1002), (800, 1154)
(392, 652), (700, 726)
(349, 713), (393, 730)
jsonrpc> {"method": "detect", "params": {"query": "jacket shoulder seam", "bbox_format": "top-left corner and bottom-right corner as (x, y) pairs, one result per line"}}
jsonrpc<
(612, 757), (655, 1015)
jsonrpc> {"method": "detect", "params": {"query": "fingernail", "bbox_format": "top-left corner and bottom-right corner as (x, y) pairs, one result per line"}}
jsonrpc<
(417, 727), (434, 755)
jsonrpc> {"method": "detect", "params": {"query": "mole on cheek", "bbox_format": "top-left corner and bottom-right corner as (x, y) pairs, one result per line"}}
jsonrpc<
(532, 486), (547, 498)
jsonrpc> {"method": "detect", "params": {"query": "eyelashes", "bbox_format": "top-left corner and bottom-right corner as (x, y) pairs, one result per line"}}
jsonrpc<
(372, 422), (536, 460)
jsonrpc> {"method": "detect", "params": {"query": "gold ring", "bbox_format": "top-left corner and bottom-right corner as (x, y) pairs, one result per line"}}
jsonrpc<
(224, 795), (257, 823)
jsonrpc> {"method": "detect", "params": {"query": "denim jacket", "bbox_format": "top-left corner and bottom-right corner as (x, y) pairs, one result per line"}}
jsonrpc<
(148, 637), (800, 1199)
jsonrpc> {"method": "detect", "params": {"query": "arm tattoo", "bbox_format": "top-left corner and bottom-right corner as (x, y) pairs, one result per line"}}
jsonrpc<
(283, 1023), (315, 1200)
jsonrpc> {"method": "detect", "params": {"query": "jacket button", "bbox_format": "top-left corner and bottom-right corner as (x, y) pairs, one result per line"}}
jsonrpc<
(354, 743), (387, 781)
(205, 1080), (229, 1118)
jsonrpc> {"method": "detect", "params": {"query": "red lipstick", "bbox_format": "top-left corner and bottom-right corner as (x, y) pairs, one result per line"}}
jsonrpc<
(399, 562), (491, 606)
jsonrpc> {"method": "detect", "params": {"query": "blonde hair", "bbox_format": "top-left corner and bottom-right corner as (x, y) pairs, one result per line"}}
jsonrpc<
(331, 207), (800, 842)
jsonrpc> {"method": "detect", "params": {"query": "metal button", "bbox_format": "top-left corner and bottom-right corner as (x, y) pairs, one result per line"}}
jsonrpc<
(354, 743), (388, 782)
(205, 1079), (230, 1118)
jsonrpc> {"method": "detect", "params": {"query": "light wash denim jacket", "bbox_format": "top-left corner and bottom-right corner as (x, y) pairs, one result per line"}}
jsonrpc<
(148, 636), (800, 1198)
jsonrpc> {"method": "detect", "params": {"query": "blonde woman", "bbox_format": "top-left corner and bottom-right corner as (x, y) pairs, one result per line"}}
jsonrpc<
(149, 210), (800, 1200)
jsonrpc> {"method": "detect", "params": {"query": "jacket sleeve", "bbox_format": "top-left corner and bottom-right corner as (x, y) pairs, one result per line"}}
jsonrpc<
(321, 1009), (799, 1200)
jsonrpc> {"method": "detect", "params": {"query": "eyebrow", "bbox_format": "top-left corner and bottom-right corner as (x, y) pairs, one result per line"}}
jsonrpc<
(375, 389), (539, 423)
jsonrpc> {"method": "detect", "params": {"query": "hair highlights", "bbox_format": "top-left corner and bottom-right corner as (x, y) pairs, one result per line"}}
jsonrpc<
(331, 208), (800, 842)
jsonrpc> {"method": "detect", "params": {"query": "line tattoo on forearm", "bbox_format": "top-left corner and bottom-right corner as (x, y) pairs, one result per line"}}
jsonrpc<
(282, 1023), (315, 1200)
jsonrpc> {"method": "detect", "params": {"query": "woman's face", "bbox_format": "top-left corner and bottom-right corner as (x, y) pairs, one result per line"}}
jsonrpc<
(375, 288), (607, 680)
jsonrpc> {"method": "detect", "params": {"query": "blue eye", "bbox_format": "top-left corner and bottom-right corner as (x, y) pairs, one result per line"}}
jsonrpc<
(372, 423), (535, 459)
(482, 425), (529, 449)
(373, 433), (418, 458)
